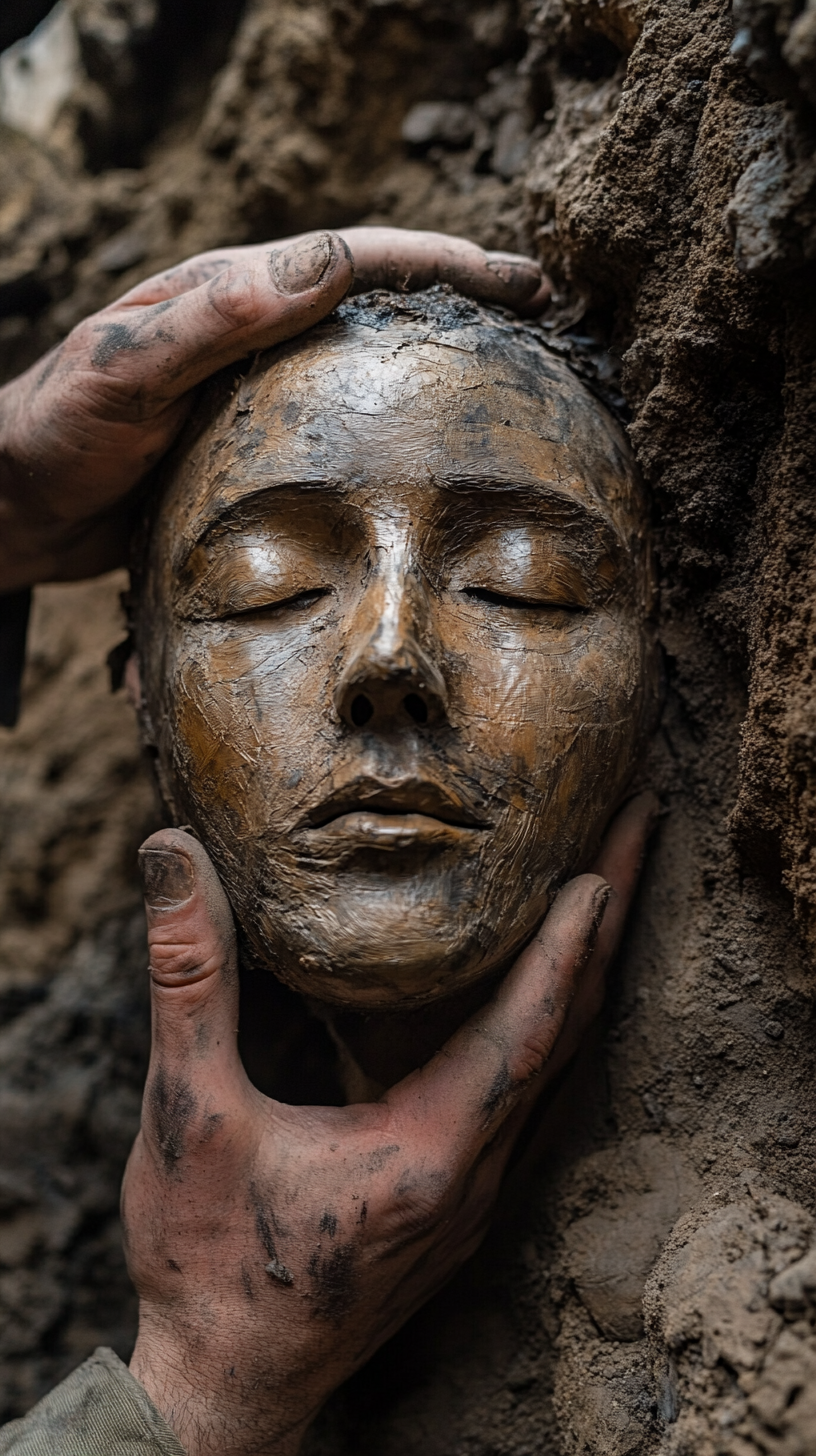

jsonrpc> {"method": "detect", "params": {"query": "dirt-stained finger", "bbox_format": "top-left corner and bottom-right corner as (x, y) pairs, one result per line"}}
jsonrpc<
(385, 874), (609, 1171)
(119, 227), (547, 313)
(118, 249), (261, 305)
(515, 276), (555, 317)
(85, 232), (353, 401)
(588, 791), (660, 973)
(140, 827), (236, 988)
(138, 828), (248, 1164)
(340, 226), (544, 305)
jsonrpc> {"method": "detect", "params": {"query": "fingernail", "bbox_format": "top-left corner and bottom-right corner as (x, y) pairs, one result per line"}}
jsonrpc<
(269, 233), (334, 295)
(485, 251), (541, 293)
(139, 848), (194, 908)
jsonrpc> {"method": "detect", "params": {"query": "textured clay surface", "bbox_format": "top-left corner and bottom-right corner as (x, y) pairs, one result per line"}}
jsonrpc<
(1, 1), (816, 1451)
(134, 293), (655, 1017)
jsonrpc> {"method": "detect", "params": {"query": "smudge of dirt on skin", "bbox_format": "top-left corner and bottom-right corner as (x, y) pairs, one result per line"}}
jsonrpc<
(252, 1187), (282, 1261)
(481, 1060), (512, 1119)
(200, 1110), (225, 1142)
(147, 1066), (197, 1170)
(308, 1241), (358, 1324)
(365, 1145), (400, 1174)
(266, 1259), (295, 1286)
(90, 321), (144, 369)
(252, 1184), (294, 1285)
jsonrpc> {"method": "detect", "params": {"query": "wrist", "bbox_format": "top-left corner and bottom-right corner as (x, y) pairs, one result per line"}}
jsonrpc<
(130, 1325), (310, 1456)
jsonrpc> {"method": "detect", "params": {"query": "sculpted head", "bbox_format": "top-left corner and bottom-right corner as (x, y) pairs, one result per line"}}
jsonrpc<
(132, 290), (657, 1010)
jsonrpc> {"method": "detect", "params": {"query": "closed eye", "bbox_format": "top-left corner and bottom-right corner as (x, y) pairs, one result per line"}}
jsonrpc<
(463, 587), (586, 612)
(221, 587), (333, 621)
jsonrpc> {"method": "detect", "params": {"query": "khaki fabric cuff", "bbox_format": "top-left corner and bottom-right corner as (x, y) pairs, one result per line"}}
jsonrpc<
(0, 1347), (186, 1456)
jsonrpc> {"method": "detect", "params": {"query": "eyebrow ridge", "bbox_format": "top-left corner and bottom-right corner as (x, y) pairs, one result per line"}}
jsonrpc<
(176, 470), (620, 573)
(437, 473), (617, 529)
(176, 478), (335, 566)
(440, 474), (606, 515)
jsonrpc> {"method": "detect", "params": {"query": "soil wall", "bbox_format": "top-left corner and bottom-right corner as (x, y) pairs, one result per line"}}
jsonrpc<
(2, 1), (816, 1450)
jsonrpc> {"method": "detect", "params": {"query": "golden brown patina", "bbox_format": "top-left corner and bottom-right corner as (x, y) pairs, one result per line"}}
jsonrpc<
(132, 290), (657, 1016)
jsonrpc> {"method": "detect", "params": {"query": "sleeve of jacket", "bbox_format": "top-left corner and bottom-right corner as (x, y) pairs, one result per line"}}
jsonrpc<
(0, 1347), (187, 1456)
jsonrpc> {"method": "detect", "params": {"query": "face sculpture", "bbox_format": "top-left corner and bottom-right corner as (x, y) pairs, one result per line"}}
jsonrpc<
(134, 291), (656, 1011)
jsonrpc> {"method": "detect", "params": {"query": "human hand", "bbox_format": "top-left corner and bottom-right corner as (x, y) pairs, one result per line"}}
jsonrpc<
(123, 793), (655, 1456)
(0, 228), (547, 592)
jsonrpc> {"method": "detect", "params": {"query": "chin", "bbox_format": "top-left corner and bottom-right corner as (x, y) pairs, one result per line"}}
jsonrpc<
(243, 894), (520, 1009)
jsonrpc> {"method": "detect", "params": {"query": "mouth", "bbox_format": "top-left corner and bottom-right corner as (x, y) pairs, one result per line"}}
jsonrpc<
(299, 778), (490, 848)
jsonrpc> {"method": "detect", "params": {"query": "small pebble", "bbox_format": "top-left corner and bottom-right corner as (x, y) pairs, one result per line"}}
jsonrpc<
(265, 1258), (294, 1285)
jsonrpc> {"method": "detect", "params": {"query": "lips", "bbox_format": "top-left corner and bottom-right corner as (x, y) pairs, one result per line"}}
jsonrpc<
(303, 776), (487, 828)
(298, 775), (489, 847)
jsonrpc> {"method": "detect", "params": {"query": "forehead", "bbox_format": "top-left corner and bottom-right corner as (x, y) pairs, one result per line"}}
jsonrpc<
(159, 316), (644, 545)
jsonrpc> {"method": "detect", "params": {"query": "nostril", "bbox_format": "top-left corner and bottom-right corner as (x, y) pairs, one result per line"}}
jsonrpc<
(350, 694), (374, 727)
(404, 693), (428, 725)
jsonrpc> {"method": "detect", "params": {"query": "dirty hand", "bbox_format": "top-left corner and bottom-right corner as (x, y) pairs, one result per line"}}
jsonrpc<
(0, 228), (547, 591)
(123, 793), (655, 1456)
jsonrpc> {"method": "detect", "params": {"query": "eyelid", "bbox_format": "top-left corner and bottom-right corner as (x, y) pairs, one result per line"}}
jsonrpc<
(448, 538), (602, 609)
(177, 581), (332, 622)
(462, 586), (588, 611)
(174, 536), (334, 620)
(218, 586), (333, 622)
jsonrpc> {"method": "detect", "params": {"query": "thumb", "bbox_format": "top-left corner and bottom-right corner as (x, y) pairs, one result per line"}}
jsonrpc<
(138, 828), (247, 1166)
(83, 232), (354, 408)
(388, 875), (609, 1167)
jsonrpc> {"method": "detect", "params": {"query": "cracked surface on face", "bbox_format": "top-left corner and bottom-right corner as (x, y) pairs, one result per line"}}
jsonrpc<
(136, 294), (656, 1008)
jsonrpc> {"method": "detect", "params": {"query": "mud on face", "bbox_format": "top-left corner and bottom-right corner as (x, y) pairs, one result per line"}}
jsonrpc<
(133, 290), (658, 1009)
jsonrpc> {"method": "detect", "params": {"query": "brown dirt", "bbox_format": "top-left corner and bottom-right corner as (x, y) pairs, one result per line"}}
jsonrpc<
(2, 0), (816, 1450)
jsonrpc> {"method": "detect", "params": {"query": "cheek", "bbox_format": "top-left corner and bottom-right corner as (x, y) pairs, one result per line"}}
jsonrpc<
(166, 626), (335, 832)
(454, 617), (643, 790)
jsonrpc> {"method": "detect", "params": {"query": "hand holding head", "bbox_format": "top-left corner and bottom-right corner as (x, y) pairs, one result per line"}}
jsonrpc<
(124, 793), (655, 1456)
(0, 228), (547, 591)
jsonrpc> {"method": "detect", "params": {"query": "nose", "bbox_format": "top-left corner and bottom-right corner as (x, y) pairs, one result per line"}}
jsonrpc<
(334, 562), (448, 731)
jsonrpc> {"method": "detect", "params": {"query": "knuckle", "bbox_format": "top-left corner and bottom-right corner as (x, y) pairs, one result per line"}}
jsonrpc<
(389, 1167), (456, 1240)
(67, 315), (96, 355)
(148, 935), (218, 984)
(207, 268), (259, 332)
(512, 1031), (554, 1084)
